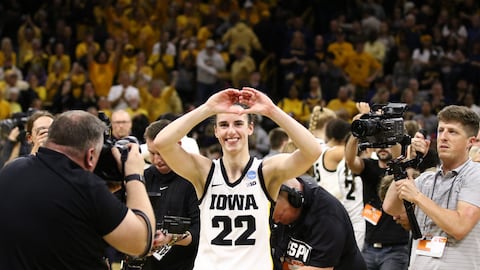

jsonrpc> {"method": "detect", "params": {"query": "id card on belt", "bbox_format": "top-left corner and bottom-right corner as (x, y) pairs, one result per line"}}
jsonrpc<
(362, 203), (382, 225)
(416, 236), (447, 258)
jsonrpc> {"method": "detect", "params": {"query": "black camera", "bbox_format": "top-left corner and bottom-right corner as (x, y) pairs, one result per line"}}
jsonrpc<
(351, 103), (408, 150)
(94, 111), (140, 183)
(0, 109), (36, 142)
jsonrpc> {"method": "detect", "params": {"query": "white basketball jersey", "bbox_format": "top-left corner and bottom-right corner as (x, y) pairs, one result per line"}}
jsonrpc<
(193, 157), (274, 270)
(313, 145), (342, 199)
(337, 158), (365, 249)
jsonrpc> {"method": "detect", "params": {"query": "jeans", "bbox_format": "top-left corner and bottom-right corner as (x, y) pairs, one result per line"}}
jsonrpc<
(362, 243), (409, 270)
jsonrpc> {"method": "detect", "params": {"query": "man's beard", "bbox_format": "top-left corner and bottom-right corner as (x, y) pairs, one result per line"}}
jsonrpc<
(377, 151), (392, 162)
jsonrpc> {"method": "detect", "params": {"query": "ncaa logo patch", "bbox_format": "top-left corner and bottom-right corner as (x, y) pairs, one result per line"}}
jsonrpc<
(247, 170), (256, 180)
(246, 181), (257, 187)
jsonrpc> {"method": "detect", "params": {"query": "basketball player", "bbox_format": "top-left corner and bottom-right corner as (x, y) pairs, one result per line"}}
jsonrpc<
(154, 87), (322, 270)
(312, 118), (350, 198)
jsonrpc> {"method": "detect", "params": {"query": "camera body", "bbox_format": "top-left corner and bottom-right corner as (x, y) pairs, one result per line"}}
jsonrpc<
(0, 109), (36, 142)
(94, 111), (139, 183)
(351, 103), (407, 150)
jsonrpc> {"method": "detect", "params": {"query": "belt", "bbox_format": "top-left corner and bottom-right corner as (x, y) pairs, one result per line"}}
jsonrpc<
(371, 242), (406, 249)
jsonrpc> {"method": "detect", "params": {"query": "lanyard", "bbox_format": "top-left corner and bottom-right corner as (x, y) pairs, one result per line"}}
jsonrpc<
(422, 165), (464, 235)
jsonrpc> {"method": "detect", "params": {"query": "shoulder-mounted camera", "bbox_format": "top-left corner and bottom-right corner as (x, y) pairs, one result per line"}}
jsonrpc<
(351, 103), (408, 150)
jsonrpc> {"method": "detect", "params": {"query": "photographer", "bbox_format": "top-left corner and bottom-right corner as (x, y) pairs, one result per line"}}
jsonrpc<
(141, 119), (199, 270)
(0, 110), (53, 167)
(0, 110), (155, 269)
(383, 105), (480, 269)
(345, 102), (409, 270)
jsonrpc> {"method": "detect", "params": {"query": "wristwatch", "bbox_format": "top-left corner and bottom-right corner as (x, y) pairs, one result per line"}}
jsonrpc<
(124, 174), (145, 184)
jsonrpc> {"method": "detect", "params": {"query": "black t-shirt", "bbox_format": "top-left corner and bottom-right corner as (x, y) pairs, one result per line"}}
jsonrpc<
(0, 147), (128, 270)
(275, 179), (366, 270)
(361, 158), (409, 244)
(143, 166), (200, 270)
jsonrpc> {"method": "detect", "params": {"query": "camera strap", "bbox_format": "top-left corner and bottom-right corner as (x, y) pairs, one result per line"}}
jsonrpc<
(131, 208), (153, 258)
(119, 151), (129, 203)
(120, 150), (128, 176)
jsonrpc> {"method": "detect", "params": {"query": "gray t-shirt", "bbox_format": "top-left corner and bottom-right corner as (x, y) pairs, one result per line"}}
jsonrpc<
(411, 159), (480, 270)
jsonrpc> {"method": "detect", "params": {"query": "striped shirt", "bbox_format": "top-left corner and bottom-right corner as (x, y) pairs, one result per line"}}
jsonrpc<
(411, 159), (480, 269)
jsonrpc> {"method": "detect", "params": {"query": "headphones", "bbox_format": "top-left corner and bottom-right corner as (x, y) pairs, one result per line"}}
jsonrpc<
(280, 184), (304, 208)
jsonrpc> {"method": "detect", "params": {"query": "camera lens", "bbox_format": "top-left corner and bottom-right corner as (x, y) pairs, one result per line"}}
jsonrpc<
(351, 119), (377, 137)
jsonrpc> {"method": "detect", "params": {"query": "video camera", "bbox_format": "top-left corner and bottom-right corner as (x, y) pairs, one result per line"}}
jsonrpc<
(352, 103), (423, 239)
(94, 111), (139, 183)
(351, 103), (408, 150)
(0, 109), (36, 142)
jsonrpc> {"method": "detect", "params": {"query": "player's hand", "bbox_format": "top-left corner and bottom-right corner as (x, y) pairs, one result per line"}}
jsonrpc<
(152, 230), (173, 248)
(239, 87), (275, 116)
(205, 88), (243, 114)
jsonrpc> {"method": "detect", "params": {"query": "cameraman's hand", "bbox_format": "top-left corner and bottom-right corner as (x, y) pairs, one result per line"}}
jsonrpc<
(112, 143), (145, 176)
(356, 102), (370, 115)
(395, 176), (422, 204)
(124, 143), (145, 176)
(411, 131), (430, 157)
(353, 102), (371, 121)
(7, 127), (20, 142)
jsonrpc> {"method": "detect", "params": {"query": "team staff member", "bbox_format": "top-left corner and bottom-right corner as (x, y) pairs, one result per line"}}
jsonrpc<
(154, 87), (321, 270)
(345, 102), (409, 270)
(0, 110), (155, 269)
(272, 177), (367, 270)
(142, 119), (200, 270)
(384, 105), (480, 269)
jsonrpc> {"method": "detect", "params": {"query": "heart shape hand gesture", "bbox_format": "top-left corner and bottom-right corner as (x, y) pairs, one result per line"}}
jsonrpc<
(206, 87), (273, 116)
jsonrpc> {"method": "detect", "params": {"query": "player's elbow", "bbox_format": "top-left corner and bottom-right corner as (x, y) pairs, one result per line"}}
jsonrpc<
(153, 132), (168, 151)
(308, 143), (322, 163)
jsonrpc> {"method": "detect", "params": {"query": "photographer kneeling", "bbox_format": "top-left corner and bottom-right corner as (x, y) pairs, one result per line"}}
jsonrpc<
(0, 110), (155, 269)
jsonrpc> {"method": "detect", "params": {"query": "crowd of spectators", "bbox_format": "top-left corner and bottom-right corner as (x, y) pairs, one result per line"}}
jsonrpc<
(1, 1), (480, 269)
(0, 0), (480, 152)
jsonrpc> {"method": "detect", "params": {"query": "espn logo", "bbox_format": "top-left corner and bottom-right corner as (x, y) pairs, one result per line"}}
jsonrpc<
(286, 238), (312, 263)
